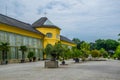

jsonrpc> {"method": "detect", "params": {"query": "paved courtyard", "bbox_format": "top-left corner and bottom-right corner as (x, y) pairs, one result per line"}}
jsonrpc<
(0, 60), (120, 80)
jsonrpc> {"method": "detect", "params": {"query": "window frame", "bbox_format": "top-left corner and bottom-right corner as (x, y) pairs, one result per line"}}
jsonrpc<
(46, 33), (52, 38)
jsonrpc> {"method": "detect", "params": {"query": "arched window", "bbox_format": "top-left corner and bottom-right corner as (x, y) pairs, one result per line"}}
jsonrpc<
(46, 33), (52, 38)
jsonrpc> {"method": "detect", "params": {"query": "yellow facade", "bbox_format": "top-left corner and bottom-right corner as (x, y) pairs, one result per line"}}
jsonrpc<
(0, 22), (75, 60)
(0, 23), (44, 63)
(36, 27), (60, 48)
(0, 23), (44, 39)
(36, 26), (76, 59)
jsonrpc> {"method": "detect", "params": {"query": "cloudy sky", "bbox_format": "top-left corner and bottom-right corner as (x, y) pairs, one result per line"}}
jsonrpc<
(0, 0), (120, 42)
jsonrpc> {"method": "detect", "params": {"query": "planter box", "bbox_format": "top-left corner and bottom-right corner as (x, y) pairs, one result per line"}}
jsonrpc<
(45, 61), (59, 68)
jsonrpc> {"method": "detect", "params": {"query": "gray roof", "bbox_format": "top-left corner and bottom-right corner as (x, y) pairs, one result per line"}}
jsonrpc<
(32, 17), (61, 30)
(60, 35), (74, 44)
(0, 14), (44, 35)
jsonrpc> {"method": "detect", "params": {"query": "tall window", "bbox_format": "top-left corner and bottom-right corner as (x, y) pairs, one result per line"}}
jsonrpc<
(10, 47), (16, 59)
(9, 33), (16, 46)
(46, 33), (52, 38)
(16, 35), (22, 46)
(0, 31), (4, 42)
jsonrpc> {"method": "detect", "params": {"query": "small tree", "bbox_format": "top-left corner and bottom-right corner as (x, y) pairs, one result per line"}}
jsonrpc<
(80, 42), (90, 61)
(100, 48), (108, 58)
(0, 42), (9, 64)
(71, 47), (82, 62)
(19, 46), (27, 63)
(44, 42), (70, 62)
(59, 45), (71, 64)
(53, 42), (63, 60)
(91, 50), (101, 58)
(114, 45), (120, 60)
(27, 51), (34, 62)
(44, 44), (54, 60)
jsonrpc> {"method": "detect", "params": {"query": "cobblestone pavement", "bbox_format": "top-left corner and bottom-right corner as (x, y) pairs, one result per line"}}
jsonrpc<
(0, 60), (120, 80)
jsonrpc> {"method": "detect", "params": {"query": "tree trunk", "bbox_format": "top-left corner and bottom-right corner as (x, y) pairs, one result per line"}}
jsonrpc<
(1, 50), (8, 64)
(62, 58), (65, 65)
(2, 50), (5, 61)
(22, 51), (24, 60)
(21, 51), (25, 63)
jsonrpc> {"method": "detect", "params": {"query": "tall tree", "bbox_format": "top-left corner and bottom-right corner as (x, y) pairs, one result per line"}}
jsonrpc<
(91, 50), (101, 58)
(118, 33), (120, 36)
(72, 38), (80, 44)
(90, 42), (96, 50)
(44, 42), (64, 61)
(19, 46), (27, 63)
(80, 42), (90, 58)
(44, 44), (53, 58)
(71, 47), (82, 58)
(0, 42), (9, 64)
(95, 39), (119, 51)
(72, 38), (84, 49)
(114, 45), (120, 59)
(105, 39), (119, 51)
(95, 39), (106, 50)
(99, 48), (108, 58)
(80, 42), (90, 51)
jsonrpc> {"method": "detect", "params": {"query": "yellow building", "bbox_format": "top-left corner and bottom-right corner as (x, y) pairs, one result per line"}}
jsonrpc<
(0, 14), (75, 63)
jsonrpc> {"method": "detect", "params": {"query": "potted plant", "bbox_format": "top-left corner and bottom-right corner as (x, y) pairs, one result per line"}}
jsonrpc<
(0, 42), (9, 64)
(59, 45), (71, 65)
(71, 47), (82, 63)
(27, 51), (34, 62)
(19, 46), (27, 63)
(33, 56), (36, 62)
(44, 42), (62, 68)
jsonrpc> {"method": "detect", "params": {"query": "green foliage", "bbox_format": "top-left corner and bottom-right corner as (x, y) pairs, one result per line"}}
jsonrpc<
(0, 42), (9, 51)
(118, 33), (120, 36)
(73, 38), (119, 59)
(80, 42), (90, 58)
(27, 51), (34, 59)
(95, 39), (119, 51)
(19, 46), (27, 52)
(72, 38), (80, 44)
(44, 42), (67, 60)
(53, 42), (64, 57)
(80, 42), (90, 51)
(71, 47), (82, 58)
(118, 33), (120, 41)
(19, 46), (27, 61)
(59, 45), (71, 60)
(44, 42), (73, 61)
(114, 45), (120, 59)
(44, 44), (53, 57)
(0, 42), (9, 62)
(99, 48), (108, 58)
(91, 50), (101, 58)
(90, 42), (96, 50)
(118, 38), (120, 41)
(72, 38), (85, 49)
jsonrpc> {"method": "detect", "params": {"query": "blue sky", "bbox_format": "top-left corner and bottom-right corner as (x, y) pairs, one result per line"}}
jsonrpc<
(0, 0), (120, 42)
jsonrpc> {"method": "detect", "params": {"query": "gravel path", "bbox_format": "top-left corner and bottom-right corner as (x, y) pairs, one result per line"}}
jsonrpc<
(0, 60), (120, 80)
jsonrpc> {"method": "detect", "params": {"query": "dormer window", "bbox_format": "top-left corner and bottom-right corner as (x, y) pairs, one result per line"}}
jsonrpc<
(46, 33), (52, 38)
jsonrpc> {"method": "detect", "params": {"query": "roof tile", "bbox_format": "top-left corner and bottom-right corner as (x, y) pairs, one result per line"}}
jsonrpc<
(0, 14), (44, 35)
